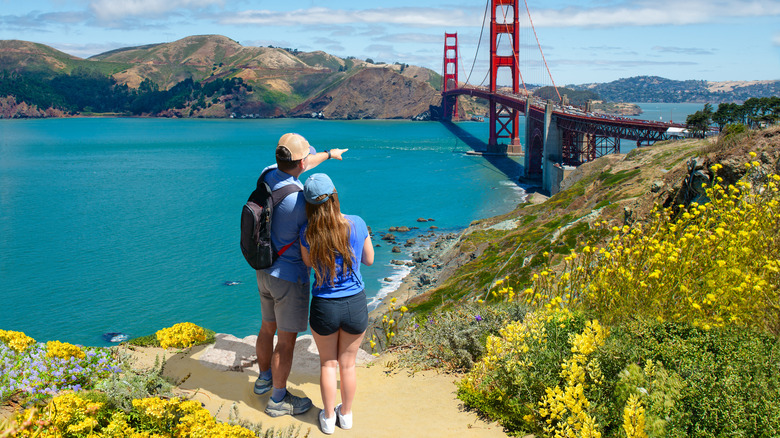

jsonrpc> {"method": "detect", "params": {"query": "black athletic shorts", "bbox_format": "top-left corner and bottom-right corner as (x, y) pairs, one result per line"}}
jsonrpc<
(309, 290), (368, 336)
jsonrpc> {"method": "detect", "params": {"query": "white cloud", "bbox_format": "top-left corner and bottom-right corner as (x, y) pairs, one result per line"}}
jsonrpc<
(532, 0), (780, 27)
(377, 33), (442, 44)
(220, 7), (480, 28)
(773, 33), (780, 46)
(652, 46), (716, 56)
(90, 0), (224, 21)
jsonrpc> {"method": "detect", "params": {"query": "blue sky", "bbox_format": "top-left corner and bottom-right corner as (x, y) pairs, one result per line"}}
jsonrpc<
(1, 0), (779, 85)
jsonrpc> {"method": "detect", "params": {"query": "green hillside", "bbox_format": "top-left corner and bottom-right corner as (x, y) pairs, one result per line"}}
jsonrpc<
(1, 35), (445, 118)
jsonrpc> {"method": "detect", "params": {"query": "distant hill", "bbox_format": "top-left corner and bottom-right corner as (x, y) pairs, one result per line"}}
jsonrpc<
(569, 76), (780, 103)
(0, 35), (444, 119)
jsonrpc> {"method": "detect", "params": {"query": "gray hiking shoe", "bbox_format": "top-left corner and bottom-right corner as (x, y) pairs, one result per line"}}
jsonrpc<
(253, 376), (272, 395)
(265, 392), (313, 417)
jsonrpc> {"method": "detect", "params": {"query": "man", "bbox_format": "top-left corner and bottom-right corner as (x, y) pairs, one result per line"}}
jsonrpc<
(254, 132), (347, 417)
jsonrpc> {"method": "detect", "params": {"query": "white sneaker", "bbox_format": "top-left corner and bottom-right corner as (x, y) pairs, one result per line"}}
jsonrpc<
(336, 404), (352, 430)
(319, 409), (336, 435)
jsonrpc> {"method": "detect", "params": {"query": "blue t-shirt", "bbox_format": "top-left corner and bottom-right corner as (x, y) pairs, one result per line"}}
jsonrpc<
(260, 164), (310, 284)
(300, 215), (369, 298)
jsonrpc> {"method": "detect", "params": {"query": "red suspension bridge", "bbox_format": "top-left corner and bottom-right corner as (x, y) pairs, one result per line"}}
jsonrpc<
(441, 0), (688, 194)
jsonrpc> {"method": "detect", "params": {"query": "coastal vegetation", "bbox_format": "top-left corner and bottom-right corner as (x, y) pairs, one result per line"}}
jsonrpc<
(377, 124), (780, 436)
(685, 98), (780, 137)
(0, 324), (304, 437)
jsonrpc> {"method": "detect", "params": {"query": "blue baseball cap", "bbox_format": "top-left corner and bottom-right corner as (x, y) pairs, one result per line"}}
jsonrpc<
(304, 173), (336, 205)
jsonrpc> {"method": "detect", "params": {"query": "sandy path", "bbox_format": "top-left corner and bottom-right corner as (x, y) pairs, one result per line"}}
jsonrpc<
(119, 334), (506, 437)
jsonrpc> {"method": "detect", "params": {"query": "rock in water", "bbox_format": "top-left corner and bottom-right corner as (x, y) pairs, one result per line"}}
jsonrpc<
(103, 332), (129, 343)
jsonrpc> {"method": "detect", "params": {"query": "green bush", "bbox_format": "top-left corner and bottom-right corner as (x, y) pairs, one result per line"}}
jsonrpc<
(619, 320), (780, 437)
(456, 312), (780, 437)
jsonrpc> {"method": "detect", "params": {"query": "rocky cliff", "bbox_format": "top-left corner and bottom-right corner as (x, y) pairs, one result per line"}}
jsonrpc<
(288, 67), (442, 120)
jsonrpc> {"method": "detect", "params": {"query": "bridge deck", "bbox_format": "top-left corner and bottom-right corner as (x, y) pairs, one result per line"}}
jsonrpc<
(442, 87), (687, 136)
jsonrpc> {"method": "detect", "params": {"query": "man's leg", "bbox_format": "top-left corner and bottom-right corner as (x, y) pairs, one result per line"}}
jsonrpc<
(271, 329), (298, 395)
(265, 328), (312, 417)
(262, 275), (312, 417)
(257, 322), (276, 370)
(255, 270), (278, 395)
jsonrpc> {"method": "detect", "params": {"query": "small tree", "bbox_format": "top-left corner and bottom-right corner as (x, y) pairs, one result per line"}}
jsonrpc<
(686, 104), (713, 138)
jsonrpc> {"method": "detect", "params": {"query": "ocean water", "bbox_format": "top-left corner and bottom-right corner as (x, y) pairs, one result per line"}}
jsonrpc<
(0, 118), (527, 346)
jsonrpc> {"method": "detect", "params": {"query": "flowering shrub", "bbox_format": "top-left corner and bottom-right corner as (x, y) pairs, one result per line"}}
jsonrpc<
(155, 322), (207, 349)
(458, 309), (601, 434)
(458, 310), (780, 436)
(0, 332), (120, 404)
(537, 319), (608, 438)
(133, 396), (257, 437)
(518, 167), (780, 334)
(45, 340), (86, 360)
(0, 330), (36, 353)
(4, 393), (257, 438)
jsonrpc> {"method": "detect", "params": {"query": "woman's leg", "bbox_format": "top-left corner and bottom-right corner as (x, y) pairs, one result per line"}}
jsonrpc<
(337, 329), (366, 415)
(311, 330), (340, 417)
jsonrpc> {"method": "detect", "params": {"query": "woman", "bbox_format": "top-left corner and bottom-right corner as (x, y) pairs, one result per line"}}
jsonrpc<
(299, 173), (374, 435)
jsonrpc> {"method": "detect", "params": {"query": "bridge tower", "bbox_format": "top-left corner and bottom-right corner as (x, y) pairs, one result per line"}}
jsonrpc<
(442, 33), (459, 120)
(489, 0), (522, 154)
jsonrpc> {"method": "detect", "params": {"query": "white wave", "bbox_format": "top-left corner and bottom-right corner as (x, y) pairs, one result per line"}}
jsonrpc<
(367, 261), (414, 311)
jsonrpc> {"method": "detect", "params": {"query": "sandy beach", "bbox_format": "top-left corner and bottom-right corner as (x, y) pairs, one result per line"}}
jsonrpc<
(119, 334), (507, 437)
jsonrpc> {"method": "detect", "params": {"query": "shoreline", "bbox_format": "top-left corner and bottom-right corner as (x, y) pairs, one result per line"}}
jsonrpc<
(368, 230), (462, 320)
(367, 188), (549, 323)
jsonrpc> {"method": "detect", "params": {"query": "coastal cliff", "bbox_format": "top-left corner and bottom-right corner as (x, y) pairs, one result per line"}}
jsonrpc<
(288, 67), (441, 120)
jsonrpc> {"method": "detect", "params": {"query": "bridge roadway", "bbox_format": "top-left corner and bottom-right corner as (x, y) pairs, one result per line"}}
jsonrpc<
(443, 86), (687, 143)
(443, 86), (690, 194)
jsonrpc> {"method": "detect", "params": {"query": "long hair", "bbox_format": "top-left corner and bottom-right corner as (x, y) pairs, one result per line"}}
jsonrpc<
(305, 192), (354, 286)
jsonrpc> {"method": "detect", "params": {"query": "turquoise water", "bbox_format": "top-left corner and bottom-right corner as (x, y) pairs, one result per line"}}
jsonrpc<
(0, 118), (527, 346)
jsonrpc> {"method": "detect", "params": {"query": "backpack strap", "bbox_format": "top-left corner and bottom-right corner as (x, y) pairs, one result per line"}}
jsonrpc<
(270, 183), (302, 207)
(259, 168), (303, 207)
(277, 240), (296, 256)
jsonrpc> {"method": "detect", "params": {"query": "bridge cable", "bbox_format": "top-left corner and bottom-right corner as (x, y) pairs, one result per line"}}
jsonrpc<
(462, 0), (492, 88)
(523, 0), (562, 103)
(497, 3), (528, 95)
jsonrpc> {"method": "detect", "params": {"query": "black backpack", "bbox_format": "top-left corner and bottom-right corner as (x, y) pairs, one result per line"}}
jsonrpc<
(240, 168), (302, 270)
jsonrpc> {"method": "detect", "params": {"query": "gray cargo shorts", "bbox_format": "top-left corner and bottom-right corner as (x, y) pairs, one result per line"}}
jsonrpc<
(256, 270), (310, 333)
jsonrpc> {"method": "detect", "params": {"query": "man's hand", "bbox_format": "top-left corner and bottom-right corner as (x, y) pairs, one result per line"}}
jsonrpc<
(328, 148), (348, 160)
